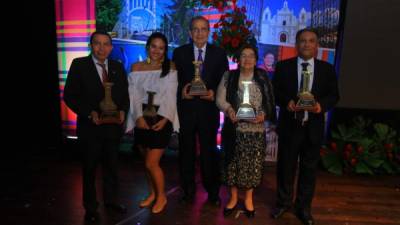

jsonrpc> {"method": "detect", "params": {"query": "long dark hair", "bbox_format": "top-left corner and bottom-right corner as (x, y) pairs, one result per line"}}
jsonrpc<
(146, 32), (170, 78)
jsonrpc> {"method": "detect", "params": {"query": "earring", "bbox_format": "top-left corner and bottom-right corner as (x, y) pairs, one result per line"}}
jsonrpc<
(146, 57), (151, 64)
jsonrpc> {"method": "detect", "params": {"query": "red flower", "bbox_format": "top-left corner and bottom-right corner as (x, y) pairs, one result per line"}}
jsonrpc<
(200, 2), (254, 57)
(384, 143), (394, 151)
(231, 25), (238, 32)
(387, 152), (393, 161)
(350, 158), (358, 166)
(231, 37), (240, 48)
(222, 35), (231, 45)
(212, 32), (218, 41)
(344, 151), (351, 160)
(345, 143), (353, 152)
(216, 1), (223, 11)
(330, 142), (337, 151)
(356, 146), (363, 154)
(241, 27), (249, 35)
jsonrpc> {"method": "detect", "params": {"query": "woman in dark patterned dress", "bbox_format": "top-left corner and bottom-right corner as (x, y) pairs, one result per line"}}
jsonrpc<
(216, 45), (276, 218)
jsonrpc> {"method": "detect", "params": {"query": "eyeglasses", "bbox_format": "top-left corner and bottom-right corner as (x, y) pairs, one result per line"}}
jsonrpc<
(240, 54), (256, 59)
(191, 28), (209, 34)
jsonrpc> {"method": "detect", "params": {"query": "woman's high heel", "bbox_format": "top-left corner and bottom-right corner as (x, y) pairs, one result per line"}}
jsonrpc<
(244, 208), (255, 218)
(223, 205), (237, 217)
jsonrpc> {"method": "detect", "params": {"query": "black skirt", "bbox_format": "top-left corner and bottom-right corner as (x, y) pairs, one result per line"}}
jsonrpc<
(134, 105), (173, 149)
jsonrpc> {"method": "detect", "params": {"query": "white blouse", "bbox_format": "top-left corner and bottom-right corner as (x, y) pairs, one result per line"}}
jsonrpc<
(125, 70), (179, 132)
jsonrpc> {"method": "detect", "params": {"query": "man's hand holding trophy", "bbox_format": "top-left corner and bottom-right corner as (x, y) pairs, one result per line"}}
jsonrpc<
(182, 60), (214, 101)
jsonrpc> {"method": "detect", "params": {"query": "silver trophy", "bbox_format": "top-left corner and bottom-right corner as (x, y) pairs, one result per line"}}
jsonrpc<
(236, 81), (256, 120)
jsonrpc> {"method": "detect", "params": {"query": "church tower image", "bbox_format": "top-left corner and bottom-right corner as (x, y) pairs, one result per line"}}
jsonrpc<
(260, 0), (309, 45)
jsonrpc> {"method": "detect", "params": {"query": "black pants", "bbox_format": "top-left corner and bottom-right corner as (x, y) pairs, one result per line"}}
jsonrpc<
(276, 121), (322, 211)
(80, 135), (120, 213)
(178, 109), (220, 198)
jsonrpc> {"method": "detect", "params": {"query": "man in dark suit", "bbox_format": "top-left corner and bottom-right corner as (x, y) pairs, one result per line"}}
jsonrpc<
(271, 28), (339, 225)
(64, 31), (129, 222)
(173, 16), (229, 205)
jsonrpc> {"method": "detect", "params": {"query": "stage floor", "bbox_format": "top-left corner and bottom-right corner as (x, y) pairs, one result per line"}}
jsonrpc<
(2, 144), (400, 225)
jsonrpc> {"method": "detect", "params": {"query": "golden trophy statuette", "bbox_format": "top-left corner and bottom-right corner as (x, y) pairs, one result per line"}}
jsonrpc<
(236, 81), (256, 120)
(99, 82), (121, 124)
(188, 60), (208, 96)
(296, 70), (316, 110)
(142, 91), (158, 126)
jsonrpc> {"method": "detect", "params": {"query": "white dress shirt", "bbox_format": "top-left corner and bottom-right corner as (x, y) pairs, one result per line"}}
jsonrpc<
(92, 56), (109, 83)
(194, 44), (207, 61)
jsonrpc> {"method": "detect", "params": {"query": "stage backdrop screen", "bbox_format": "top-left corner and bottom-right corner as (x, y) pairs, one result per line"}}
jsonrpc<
(337, 0), (400, 110)
(56, 0), (342, 137)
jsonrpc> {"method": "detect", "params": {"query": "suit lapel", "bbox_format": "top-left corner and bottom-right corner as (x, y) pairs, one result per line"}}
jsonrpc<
(291, 58), (299, 93)
(187, 45), (195, 78)
(203, 44), (212, 79)
(107, 61), (116, 82)
(311, 59), (319, 94)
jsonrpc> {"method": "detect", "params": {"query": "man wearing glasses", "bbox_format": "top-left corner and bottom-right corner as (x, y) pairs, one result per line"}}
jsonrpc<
(173, 16), (229, 206)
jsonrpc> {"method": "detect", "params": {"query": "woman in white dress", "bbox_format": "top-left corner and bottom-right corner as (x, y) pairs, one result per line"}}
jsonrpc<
(126, 32), (178, 213)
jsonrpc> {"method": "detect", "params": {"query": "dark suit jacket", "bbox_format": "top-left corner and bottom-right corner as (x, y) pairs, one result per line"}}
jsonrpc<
(64, 55), (129, 139)
(273, 57), (339, 137)
(173, 43), (229, 126)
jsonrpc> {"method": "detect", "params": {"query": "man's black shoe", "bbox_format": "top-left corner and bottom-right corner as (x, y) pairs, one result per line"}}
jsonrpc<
(271, 206), (290, 219)
(104, 203), (127, 214)
(295, 210), (314, 225)
(84, 211), (99, 222)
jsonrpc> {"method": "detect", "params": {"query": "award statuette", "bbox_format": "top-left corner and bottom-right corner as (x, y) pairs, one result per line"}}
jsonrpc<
(99, 82), (121, 124)
(296, 70), (316, 110)
(188, 61), (208, 96)
(142, 91), (158, 126)
(236, 81), (256, 120)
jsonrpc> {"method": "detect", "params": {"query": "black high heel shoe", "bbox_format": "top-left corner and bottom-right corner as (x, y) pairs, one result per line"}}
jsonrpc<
(244, 208), (255, 218)
(223, 205), (237, 217)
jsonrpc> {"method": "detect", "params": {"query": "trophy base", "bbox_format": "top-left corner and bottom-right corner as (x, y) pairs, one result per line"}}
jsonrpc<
(98, 111), (120, 124)
(189, 81), (208, 96)
(296, 91), (316, 110)
(144, 116), (158, 127)
(236, 105), (256, 120)
(98, 116), (121, 124)
(296, 96), (316, 111)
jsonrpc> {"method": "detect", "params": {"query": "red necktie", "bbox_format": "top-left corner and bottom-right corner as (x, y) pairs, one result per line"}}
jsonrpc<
(97, 63), (108, 83)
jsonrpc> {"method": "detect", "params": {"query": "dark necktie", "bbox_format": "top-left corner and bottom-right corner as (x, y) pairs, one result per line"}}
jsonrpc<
(296, 62), (309, 123)
(97, 63), (108, 83)
(197, 49), (203, 77)
(300, 62), (309, 91)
